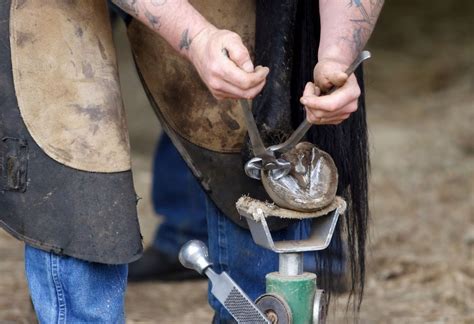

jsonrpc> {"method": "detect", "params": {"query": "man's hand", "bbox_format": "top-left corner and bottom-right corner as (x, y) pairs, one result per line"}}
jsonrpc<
(302, 0), (384, 125)
(300, 59), (361, 125)
(189, 26), (269, 100)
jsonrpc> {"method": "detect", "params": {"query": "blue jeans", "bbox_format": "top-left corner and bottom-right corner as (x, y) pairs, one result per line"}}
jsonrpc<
(152, 134), (208, 257)
(25, 245), (128, 324)
(205, 198), (320, 322)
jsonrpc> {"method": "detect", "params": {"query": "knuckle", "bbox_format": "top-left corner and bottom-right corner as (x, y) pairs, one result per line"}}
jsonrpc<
(242, 90), (253, 99)
(342, 114), (350, 120)
(212, 92), (223, 100)
(348, 102), (358, 112)
(327, 102), (338, 112)
(208, 78), (221, 91)
(209, 63), (220, 75)
(229, 31), (242, 40)
(248, 84), (265, 98)
(307, 115), (318, 124)
(353, 86), (361, 98)
(243, 90), (255, 99)
(242, 79), (253, 89)
(313, 110), (324, 118)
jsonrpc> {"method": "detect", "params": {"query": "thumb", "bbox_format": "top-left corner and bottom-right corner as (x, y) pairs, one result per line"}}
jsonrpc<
(225, 40), (254, 72)
(302, 82), (321, 97)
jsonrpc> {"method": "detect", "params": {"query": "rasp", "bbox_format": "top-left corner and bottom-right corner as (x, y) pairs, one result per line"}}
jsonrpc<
(179, 240), (270, 323)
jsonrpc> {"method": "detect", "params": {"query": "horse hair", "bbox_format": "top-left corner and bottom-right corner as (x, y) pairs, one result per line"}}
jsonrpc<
(252, 0), (370, 309)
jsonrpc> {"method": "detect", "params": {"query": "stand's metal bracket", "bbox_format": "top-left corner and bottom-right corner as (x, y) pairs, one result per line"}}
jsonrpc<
(237, 198), (345, 253)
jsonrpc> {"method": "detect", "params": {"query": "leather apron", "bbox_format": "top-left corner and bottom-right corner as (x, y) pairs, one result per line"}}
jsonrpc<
(0, 0), (142, 264)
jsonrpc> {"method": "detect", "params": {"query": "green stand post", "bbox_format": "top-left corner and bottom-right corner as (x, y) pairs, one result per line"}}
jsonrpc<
(266, 271), (316, 324)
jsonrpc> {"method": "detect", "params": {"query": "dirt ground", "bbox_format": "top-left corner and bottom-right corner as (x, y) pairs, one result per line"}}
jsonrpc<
(0, 1), (472, 323)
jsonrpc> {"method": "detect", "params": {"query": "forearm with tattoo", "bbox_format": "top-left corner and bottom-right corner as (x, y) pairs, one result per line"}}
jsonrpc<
(346, 0), (384, 53)
(111, 0), (211, 58)
(319, 0), (384, 66)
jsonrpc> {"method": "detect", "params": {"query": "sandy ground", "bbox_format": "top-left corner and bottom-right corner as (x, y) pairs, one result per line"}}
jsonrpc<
(1, 1), (472, 323)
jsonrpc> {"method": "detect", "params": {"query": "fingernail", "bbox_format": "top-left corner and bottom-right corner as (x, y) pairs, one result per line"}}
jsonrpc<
(242, 61), (254, 73)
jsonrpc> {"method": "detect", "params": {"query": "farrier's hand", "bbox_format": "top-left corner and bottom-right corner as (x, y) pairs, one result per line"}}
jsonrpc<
(300, 59), (361, 125)
(189, 26), (269, 100)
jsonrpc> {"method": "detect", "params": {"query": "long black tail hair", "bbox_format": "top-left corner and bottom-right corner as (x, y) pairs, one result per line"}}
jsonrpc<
(253, 0), (370, 309)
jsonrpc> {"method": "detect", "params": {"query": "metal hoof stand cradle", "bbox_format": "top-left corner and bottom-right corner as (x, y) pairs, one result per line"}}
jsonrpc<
(179, 197), (346, 324)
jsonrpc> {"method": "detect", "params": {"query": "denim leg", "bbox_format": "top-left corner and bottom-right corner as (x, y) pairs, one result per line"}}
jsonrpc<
(205, 198), (316, 322)
(152, 134), (208, 257)
(25, 244), (127, 324)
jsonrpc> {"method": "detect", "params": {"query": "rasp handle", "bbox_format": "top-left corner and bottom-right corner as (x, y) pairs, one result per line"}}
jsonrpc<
(179, 240), (212, 274)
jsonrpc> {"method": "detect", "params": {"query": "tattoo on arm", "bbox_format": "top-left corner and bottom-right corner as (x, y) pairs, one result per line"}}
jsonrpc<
(112, 0), (163, 30)
(144, 9), (161, 29)
(179, 29), (192, 50)
(343, 0), (384, 54)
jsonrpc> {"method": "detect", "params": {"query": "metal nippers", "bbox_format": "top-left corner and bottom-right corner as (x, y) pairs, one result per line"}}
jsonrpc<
(242, 51), (372, 180)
